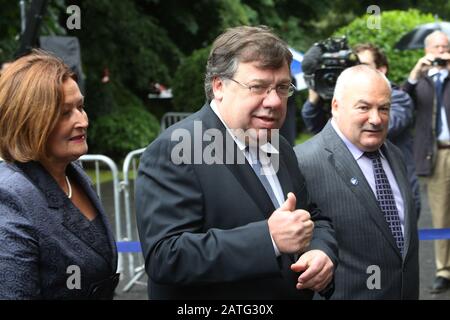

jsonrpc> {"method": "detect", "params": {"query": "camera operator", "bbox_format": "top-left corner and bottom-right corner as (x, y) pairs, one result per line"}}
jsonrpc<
(403, 30), (450, 294)
(301, 42), (420, 217)
(301, 37), (358, 133)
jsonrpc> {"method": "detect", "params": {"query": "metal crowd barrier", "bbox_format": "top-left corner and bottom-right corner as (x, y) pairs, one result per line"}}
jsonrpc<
(120, 148), (147, 292)
(78, 154), (124, 274)
(160, 111), (192, 132)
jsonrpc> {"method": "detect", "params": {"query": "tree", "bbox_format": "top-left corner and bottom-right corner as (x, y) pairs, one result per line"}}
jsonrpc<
(172, 47), (209, 112)
(334, 9), (436, 84)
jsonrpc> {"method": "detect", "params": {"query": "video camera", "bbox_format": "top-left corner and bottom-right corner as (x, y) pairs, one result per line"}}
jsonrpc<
(302, 36), (359, 100)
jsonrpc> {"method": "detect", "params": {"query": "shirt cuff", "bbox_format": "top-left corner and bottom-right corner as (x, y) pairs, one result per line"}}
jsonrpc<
(271, 234), (281, 257)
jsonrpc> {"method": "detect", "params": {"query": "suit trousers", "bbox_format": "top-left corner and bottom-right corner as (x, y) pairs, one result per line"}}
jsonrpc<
(426, 148), (450, 279)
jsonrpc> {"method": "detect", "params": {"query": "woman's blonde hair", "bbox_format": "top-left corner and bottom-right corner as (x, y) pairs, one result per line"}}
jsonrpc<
(0, 49), (74, 162)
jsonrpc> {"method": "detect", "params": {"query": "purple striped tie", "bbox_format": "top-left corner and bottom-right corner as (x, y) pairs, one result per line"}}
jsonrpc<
(365, 151), (404, 255)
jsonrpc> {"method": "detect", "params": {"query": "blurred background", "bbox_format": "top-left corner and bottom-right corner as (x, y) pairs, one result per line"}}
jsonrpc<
(2, 0), (450, 159)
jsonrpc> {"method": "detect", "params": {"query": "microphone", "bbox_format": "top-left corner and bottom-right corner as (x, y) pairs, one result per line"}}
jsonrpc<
(301, 45), (323, 75)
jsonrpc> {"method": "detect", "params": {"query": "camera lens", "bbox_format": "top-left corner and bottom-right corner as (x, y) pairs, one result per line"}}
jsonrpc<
(323, 73), (338, 86)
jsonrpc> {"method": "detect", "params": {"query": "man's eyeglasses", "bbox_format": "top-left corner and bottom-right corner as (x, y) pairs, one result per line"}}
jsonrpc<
(227, 78), (296, 98)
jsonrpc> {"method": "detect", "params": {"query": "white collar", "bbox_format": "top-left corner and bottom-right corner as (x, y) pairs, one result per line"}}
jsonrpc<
(428, 68), (448, 79)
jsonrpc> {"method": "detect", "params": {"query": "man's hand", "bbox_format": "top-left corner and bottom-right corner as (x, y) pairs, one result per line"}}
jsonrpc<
(308, 89), (321, 105)
(291, 250), (334, 292)
(268, 192), (314, 254)
(409, 53), (435, 81)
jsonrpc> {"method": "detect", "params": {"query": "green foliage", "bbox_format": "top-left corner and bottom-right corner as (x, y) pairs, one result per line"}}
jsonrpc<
(334, 9), (436, 84)
(5, 0), (450, 152)
(87, 81), (160, 160)
(89, 104), (160, 162)
(295, 131), (313, 146)
(172, 47), (210, 112)
(0, 0), (20, 62)
(218, 0), (252, 29)
(0, 0), (67, 62)
(72, 0), (182, 99)
(84, 77), (118, 121)
(85, 79), (162, 159)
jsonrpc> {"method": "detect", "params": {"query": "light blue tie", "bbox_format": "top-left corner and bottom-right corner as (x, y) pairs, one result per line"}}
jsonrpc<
(246, 149), (280, 208)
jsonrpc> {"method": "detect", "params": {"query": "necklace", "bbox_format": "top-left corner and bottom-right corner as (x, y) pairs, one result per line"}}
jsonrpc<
(65, 176), (72, 199)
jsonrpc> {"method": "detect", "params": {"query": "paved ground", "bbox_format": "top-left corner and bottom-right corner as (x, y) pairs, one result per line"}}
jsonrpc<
(416, 181), (450, 300)
(97, 179), (450, 300)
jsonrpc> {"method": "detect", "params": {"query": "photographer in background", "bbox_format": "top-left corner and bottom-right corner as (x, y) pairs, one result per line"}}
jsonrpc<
(403, 30), (450, 294)
(301, 37), (358, 133)
(302, 42), (420, 217)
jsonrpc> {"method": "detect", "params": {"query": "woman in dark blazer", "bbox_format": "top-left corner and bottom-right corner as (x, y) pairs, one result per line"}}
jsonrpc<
(0, 50), (119, 299)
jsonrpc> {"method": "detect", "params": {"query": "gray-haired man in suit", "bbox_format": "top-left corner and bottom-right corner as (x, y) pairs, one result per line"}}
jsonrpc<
(295, 65), (419, 299)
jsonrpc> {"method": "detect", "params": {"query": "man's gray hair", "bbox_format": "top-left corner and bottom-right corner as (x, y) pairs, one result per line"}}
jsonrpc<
(424, 30), (449, 48)
(333, 64), (391, 103)
(204, 25), (292, 102)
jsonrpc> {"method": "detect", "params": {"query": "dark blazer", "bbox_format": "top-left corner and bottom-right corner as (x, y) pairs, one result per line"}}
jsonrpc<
(403, 74), (450, 176)
(135, 104), (338, 300)
(295, 122), (419, 299)
(301, 87), (421, 214)
(0, 161), (118, 299)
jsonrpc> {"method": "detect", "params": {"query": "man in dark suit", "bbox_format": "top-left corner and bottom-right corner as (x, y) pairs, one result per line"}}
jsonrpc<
(135, 25), (338, 300)
(301, 43), (420, 216)
(403, 31), (450, 293)
(295, 65), (419, 299)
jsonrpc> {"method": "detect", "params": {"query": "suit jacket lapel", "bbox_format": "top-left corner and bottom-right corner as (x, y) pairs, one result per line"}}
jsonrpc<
(321, 124), (401, 254)
(277, 155), (293, 201)
(201, 104), (276, 218)
(69, 164), (118, 270)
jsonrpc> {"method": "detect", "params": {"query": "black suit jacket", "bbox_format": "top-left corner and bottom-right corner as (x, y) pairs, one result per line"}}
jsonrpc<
(135, 104), (338, 299)
(295, 122), (419, 299)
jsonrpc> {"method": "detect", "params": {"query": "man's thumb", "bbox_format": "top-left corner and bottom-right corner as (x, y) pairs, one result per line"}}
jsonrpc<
(279, 192), (296, 212)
